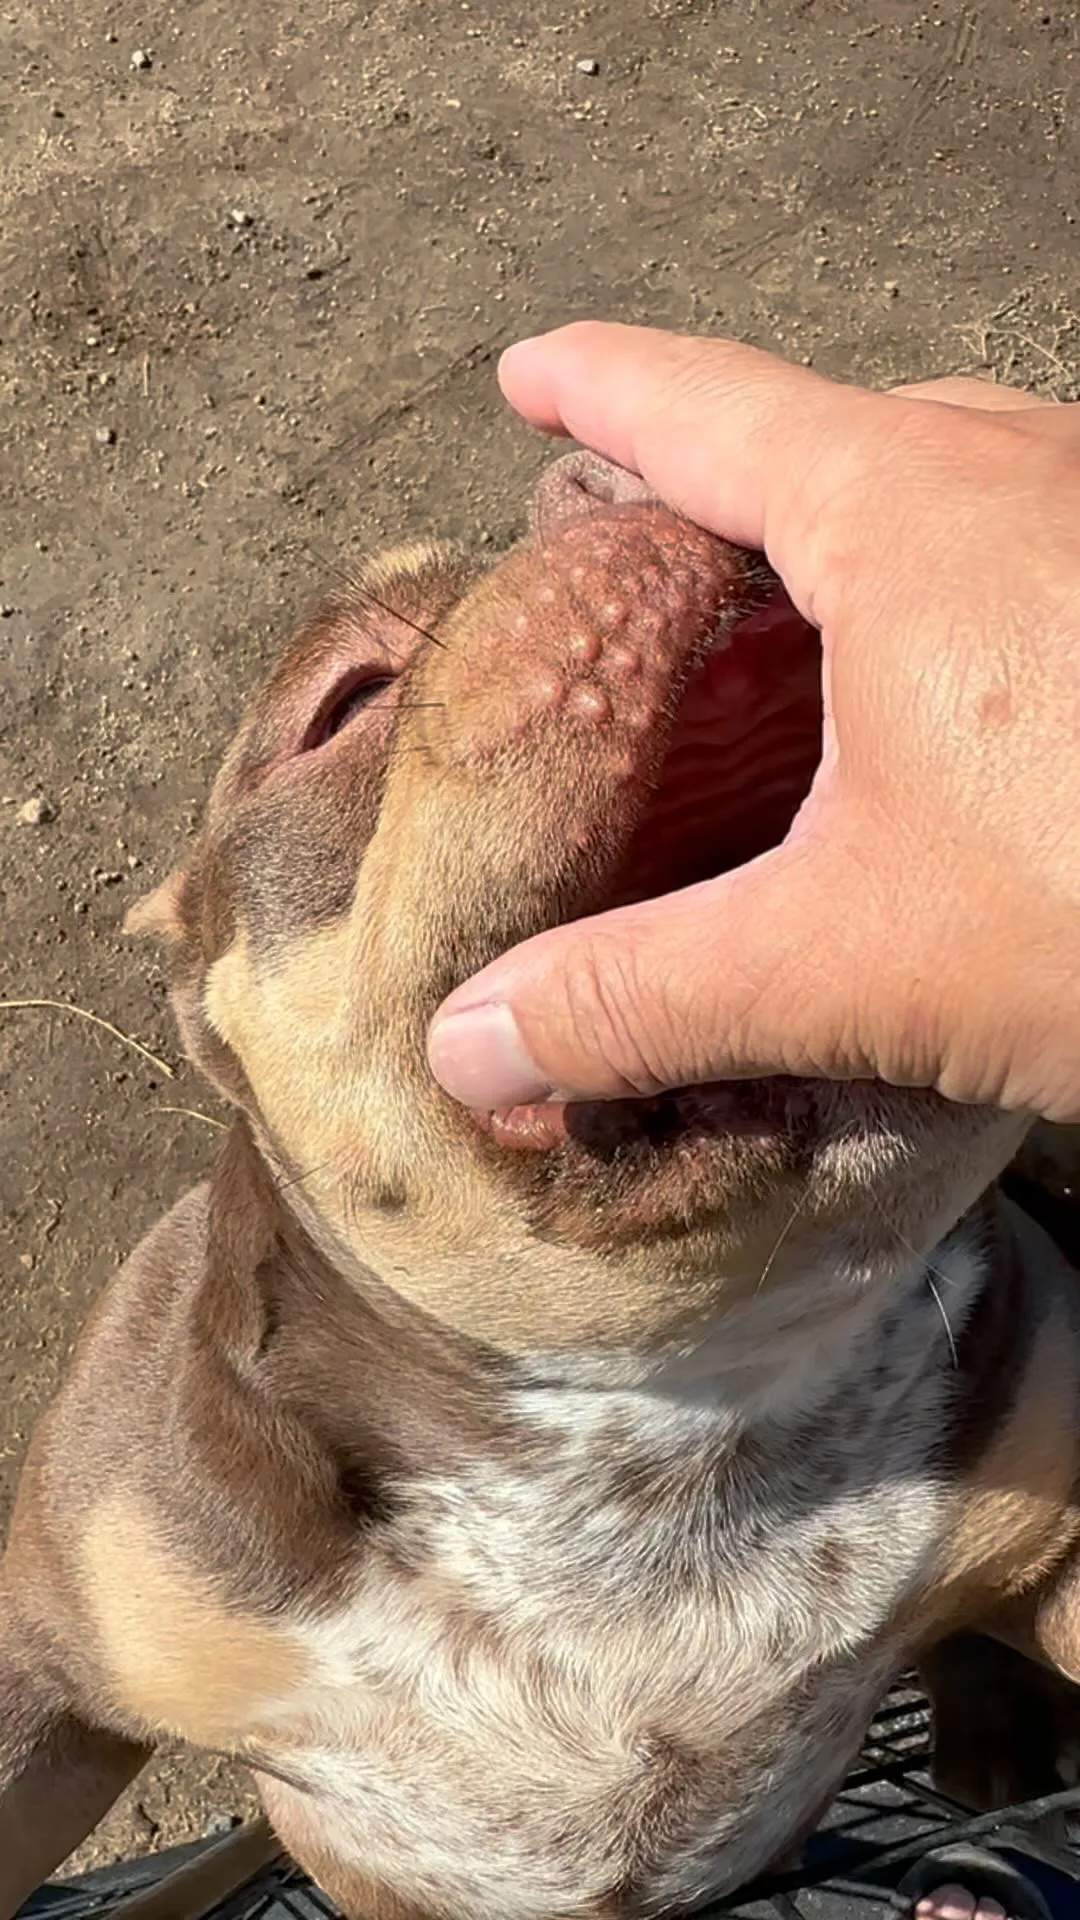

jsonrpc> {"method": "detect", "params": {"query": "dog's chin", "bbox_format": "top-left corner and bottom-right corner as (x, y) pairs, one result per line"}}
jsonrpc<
(473, 1076), (947, 1177)
(472, 1078), (818, 1155)
(469, 1075), (986, 1270)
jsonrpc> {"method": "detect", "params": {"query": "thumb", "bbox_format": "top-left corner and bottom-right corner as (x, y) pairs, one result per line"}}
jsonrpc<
(426, 822), (924, 1105)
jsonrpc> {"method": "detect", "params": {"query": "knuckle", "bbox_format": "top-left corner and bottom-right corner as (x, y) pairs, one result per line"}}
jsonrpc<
(562, 931), (685, 1097)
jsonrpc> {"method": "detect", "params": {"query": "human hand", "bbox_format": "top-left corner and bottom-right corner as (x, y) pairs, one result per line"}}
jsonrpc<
(427, 324), (1080, 1122)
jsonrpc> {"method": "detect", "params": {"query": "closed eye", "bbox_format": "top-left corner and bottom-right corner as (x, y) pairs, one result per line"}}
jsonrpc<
(301, 670), (397, 752)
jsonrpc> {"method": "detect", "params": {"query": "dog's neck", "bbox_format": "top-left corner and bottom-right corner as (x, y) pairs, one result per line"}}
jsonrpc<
(517, 1226), (990, 1428)
(208, 1118), (995, 1445)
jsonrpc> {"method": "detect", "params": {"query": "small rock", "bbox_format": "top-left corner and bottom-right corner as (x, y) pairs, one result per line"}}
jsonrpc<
(228, 207), (254, 229)
(883, 279), (900, 298)
(95, 425), (116, 447)
(132, 1801), (160, 1841)
(19, 1253), (34, 1271)
(0, 604), (14, 618)
(18, 796), (54, 826)
(576, 56), (600, 74)
(203, 1812), (241, 1839)
(130, 47), (152, 69)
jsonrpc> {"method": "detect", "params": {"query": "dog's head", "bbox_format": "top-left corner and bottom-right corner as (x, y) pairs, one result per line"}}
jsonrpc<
(130, 453), (1027, 1370)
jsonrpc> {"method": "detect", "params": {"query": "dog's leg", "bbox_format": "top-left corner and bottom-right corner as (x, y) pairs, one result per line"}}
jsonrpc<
(920, 1630), (1080, 1815)
(0, 1585), (150, 1920)
(1023, 1548), (1080, 1689)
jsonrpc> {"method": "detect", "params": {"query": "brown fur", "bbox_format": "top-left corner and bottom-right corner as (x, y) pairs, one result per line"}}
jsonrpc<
(4, 455), (1080, 1919)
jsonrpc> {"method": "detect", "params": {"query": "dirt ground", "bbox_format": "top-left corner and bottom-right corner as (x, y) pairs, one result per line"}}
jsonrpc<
(1, 0), (1078, 1881)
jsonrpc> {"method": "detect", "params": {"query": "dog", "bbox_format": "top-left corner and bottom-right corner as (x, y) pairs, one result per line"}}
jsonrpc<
(3, 449), (1080, 1920)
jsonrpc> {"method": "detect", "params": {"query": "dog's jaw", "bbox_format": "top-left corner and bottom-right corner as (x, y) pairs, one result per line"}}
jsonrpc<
(131, 457), (1030, 1357)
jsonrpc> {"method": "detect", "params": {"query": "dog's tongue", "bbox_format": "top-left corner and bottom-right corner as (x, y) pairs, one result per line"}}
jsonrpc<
(472, 1103), (570, 1151)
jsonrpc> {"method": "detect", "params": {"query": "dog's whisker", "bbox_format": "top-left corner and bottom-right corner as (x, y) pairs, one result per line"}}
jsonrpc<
(274, 1155), (347, 1195)
(925, 1270), (960, 1370)
(299, 543), (451, 655)
(868, 1192), (963, 1368)
(753, 1187), (811, 1296)
(350, 582), (448, 651)
(301, 539), (356, 589)
(868, 1191), (964, 1286)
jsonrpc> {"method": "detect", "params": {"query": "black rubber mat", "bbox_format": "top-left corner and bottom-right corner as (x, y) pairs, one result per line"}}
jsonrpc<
(21, 1686), (1080, 1920)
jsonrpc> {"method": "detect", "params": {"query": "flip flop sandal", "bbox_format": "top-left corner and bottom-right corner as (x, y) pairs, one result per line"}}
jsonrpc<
(891, 1844), (1054, 1920)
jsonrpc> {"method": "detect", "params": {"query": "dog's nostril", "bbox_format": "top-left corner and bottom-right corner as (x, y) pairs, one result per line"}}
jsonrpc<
(560, 454), (620, 506)
(529, 450), (661, 538)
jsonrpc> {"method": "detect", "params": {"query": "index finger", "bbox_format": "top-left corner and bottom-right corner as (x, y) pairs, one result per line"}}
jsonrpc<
(498, 322), (881, 560)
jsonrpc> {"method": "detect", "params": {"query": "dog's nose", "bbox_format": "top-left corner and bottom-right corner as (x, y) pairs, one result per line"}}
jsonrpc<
(528, 450), (663, 540)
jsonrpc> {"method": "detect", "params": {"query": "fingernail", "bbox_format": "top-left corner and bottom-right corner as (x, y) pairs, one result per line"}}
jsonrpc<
(427, 1002), (553, 1108)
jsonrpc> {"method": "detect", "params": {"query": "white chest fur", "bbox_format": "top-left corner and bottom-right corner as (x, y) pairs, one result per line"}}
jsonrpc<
(254, 1247), (982, 1920)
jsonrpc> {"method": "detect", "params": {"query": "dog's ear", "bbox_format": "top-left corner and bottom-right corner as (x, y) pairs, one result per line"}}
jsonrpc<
(124, 870), (186, 943)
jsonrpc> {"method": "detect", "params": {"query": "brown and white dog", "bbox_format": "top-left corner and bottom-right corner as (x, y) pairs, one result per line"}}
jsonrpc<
(3, 451), (1080, 1920)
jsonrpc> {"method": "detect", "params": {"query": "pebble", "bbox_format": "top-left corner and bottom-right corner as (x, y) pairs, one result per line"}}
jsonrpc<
(883, 279), (900, 297)
(131, 1801), (160, 1841)
(203, 1812), (241, 1838)
(0, 604), (14, 617)
(228, 207), (254, 229)
(130, 47), (152, 69)
(95, 425), (116, 447)
(576, 56), (600, 74)
(18, 796), (54, 826)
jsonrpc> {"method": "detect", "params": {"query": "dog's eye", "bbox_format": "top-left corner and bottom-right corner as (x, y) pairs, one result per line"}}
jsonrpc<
(302, 671), (397, 752)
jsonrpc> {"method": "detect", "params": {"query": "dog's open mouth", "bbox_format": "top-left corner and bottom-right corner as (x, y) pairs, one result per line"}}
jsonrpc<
(472, 466), (824, 1154)
(614, 585), (822, 907)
